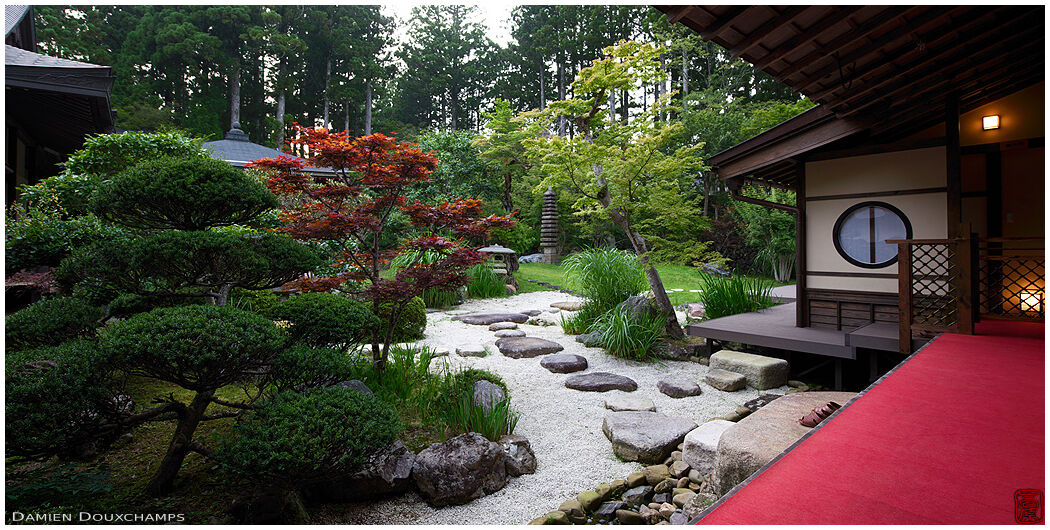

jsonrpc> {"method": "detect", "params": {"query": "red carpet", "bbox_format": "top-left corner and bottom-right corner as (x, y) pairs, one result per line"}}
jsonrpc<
(700, 322), (1045, 525)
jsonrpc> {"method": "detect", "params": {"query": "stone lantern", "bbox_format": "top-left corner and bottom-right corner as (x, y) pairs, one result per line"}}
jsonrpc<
(478, 243), (519, 292)
(540, 187), (560, 264)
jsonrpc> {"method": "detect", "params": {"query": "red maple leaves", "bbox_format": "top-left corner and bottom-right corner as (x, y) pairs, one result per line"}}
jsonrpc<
(247, 124), (515, 305)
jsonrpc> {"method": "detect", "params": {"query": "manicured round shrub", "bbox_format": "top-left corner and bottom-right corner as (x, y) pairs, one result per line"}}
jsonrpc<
(267, 345), (356, 392)
(270, 293), (380, 350)
(215, 387), (402, 485)
(63, 130), (207, 178)
(101, 305), (285, 389)
(91, 156), (278, 230)
(372, 296), (427, 341)
(6, 340), (122, 459)
(6, 201), (123, 273)
(6, 298), (104, 351)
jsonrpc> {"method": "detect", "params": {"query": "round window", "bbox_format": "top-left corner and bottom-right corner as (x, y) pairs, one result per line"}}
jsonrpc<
(832, 201), (912, 268)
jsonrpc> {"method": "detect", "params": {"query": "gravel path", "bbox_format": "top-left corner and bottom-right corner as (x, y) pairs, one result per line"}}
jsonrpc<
(319, 291), (788, 524)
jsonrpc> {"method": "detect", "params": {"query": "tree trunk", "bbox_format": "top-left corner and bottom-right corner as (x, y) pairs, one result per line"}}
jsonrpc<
(539, 65), (546, 109)
(557, 60), (566, 136)
(450, 90), (459, 130)
(364, 79), (373, 135)
(620, 89), (629, 122)
(145, 389), (213, 496)
(229, 65), (241, 128)
(323, 56), (332, 129)
(276, 90), (286, 149)
(681, 47), (689, 110)
(703, 173), (711, 217)
(607, 91), (616, 124)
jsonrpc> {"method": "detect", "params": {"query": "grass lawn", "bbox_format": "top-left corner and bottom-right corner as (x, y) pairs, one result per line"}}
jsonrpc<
(516, 262), (792, 305)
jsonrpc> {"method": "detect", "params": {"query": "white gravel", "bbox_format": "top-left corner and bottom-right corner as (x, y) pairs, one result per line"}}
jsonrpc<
(321, 291), (788, 524)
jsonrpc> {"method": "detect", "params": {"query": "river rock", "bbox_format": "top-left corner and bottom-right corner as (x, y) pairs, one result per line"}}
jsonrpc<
(622, 485), (653, 505)
(332, 379), (373, 394)
(602, 412), (698, 463)
(616, 509), (646, 525)
(594, 501), (628, 520)
(540, 353), (588, 373)
(604, 392), (656, 412)
(499, 434), (537, 476)
(566, 372), (638, 392)
(454, 313), (529, 326)
(412, 433), (507, 507)
(657, 375), (702, 398)
(496, 337), (564, 358)
(669, 509), (690, 525)
(576, 330), (603, 347)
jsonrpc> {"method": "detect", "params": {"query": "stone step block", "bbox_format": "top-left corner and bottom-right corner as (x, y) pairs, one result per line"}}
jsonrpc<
(709, 350), (789, 390)
(681, 420), (734, 475)
(705, 368), (746, 392)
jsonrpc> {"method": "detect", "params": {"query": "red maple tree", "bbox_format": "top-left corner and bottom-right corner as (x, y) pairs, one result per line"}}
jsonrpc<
(248, 125), (514, 368)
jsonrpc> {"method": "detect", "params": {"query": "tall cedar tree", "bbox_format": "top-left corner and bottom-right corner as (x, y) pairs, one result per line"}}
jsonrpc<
(248, 127), (514, 369)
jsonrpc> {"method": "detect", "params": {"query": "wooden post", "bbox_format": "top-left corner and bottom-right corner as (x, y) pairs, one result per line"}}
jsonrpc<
(956, 229), (974, 334)
(795, 162), (808, 327)
(898, 242), (913, 354)
(946, 92), (962, 238)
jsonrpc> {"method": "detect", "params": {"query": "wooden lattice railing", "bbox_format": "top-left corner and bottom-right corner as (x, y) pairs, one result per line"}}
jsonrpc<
(894, 236), (1044, 353)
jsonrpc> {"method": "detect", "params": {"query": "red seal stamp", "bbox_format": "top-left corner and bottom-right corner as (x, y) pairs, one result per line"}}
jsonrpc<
(1015, 489), (1043, 524)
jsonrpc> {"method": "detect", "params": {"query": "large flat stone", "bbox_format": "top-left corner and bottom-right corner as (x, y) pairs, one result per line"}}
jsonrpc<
(705, 369), (746, 392)
(604, 392), (656, 412)
(453, 313), (529, 325)
(495, 337), (564, 358)
(713, 391), (854, 495)
(565, 372), (638, 392)
(550, 301), (583, 311)
(540, 353), (588, 373)
(709, 350), (789, 390)
(657, 375), (702, 398)
(602, 412), (698, 464)
(681, 420), (734, 475)
(494, 329), (526, 338)
(488, 322), (519, 331)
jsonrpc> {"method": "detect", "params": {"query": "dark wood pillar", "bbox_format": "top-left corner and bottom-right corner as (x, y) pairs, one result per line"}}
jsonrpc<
(795, 162), (808, 327)
(946, 92), (962, 238)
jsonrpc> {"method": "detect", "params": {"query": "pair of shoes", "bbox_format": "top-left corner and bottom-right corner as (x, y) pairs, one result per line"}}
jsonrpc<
(797, 401), (842, 428)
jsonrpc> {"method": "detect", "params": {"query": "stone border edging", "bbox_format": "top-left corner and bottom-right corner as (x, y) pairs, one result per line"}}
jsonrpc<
(686, 335), (941, 524)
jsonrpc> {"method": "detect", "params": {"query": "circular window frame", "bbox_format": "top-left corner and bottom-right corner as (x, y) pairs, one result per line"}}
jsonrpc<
(832, 201), (913, 269)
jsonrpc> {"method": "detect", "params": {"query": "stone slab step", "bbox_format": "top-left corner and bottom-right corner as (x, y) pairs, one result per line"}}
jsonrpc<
(709, 350), (789, 390)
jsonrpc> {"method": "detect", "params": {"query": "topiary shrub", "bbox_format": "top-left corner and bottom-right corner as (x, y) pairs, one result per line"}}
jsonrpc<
(91, 156), (278, 231)
(6, 298), (104, 351)
(267, 345), (356, 392)
(215, 387), (402, 485)
(372, 296), (426, 342)
(6, 340), (124, 460)
(270, 293), (380, 350)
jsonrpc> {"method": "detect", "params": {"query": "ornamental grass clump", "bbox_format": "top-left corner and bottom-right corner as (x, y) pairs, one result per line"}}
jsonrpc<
(560, 248), (648, 334)
(592, 305), (665, 361)
(696, 273), (775, 320)
(467, 263), (507, 299)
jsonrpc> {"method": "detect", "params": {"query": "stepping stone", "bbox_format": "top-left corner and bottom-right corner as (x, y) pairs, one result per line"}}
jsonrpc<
(453, 313), (529, 326)
(681, 420), (734, 475)
(705, 369), (746, 392)
(546, 307), (560, 313)
(657, 375), (702, 398)
(521, 309), (542, 316)
(494, 329), (526, 338)
(455, 345), (486, 357)
(540, 353), (588, 373)
(742, 393), (781, 412)
(551, 301), (583, 311)
(604, 392), (656, 412)
(488, 322), (518, 331)
(710, 350), (789, 390)
(495, 337), (564, 359)
(446, 309), (472, 316)
(566, 372), (638, 392)
(526, 314), (559, 326)
(602, 411), (698, 464)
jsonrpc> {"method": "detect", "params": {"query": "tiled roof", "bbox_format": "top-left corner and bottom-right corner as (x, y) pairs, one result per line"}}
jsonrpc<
(5, 5), (29, 37)
(5, 44), (109, 69)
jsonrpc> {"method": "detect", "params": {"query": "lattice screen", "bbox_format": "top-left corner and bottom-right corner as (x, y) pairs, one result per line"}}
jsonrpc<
(908, 243), (960, 330)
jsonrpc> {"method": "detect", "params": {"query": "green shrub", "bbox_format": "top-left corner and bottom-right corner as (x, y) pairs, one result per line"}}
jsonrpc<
(422, 288), (460, 309)
(389, 250), (460, 308)
(61, 130), (207, 178)
(6, 298), (104, 351)
(372, 296), (427, 341)
(6, 340), (122, 460)
(91, 156), (278, 230)
(467, 264), (508, 299)
(15, 172), (103, 219)
(6, 464), (113, 515)
(270, 293), (379, 350)
(101, 305), (285, 389)
(106, 292), (207, 318)
(593, 305), (665, 361)
(559, 301), (608, 335)
(267, 345), (355, 392)
(351, 344), (440, 409)
(228, 287), (279, 314)
(215, 387), (402, 485)
(490, 222), (539, 256)
(5, 198), (123, 273)
(696, 273), (775, 320)
(562, 248), (647, 331)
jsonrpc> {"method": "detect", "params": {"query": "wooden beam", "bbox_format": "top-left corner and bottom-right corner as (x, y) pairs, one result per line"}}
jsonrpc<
(755, 6), (861, 71)
(729, 6), (808, 58)
(699, 6), (750, 39)
(667, 6), (700, 25)
(796, 163), (808, 328)
(897, 242), (913, 354)
(775, 6), (916, 81)
(946, 91), (962, 239)
(797, 6), (970, 99)
(715, 117), (865, 179)
(825, 7), (1023, 115)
